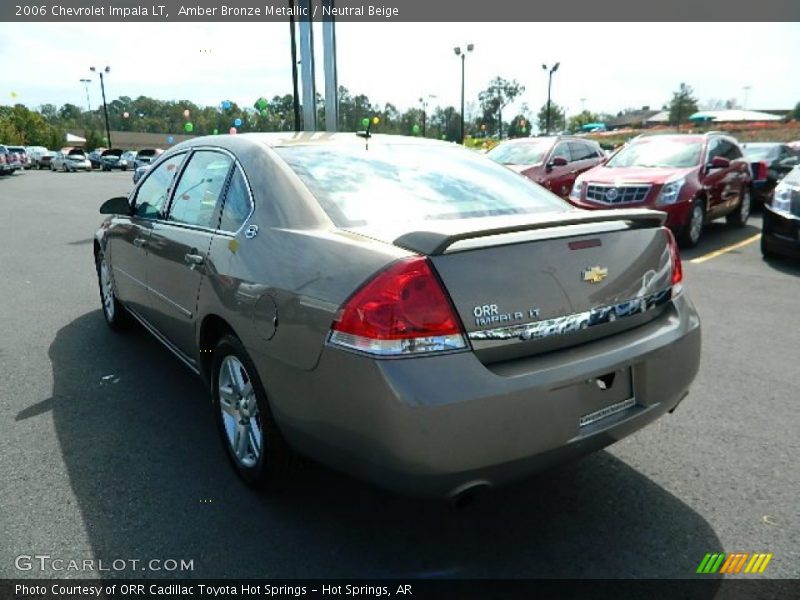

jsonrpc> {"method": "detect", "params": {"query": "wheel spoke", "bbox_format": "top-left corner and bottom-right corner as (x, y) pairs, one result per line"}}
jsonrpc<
(235, 422), (250, 459)
(218, 385), (238, 414)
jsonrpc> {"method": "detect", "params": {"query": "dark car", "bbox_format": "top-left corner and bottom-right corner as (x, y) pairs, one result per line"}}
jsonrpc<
(133, 148), (164, 169)
(88, 148), (108, 169)
(761, 165), (800, 260)
(100, 149), (130, 171)
(569, 133), (752, 247)
(93, 133), (700, 498)
(487, 136), (606, 199)
(742, 143), (800, 205)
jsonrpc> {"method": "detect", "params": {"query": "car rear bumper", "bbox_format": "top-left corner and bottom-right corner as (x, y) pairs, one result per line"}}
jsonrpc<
(762, 205), (800, 259)
(261, 291), (701, 497)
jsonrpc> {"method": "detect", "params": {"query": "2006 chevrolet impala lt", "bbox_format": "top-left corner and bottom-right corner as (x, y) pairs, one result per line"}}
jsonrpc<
(94, 133), (701, 497)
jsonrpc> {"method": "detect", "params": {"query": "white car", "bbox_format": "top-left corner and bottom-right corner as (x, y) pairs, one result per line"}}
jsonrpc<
(51, 149), (92, 172)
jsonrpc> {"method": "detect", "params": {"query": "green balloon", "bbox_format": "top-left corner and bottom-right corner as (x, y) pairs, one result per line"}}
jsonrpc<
(412, 124), (420, 135)
(212, 128), (219, 135)
(184, 122), (194, 133)
(521, 127), (527, 133)
(361, 117), (370, 128)
(441, 134), (447, 140)
(254, 97), (269, 111)
(260, 109), (268, 118)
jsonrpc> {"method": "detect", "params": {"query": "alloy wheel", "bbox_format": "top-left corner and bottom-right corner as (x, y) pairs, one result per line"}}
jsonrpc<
(218, 356), (262, 468)
(689, 204), (703, 245)
(99, 258), (115, 321)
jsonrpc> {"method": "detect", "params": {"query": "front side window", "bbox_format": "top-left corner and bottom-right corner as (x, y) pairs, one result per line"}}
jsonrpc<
(168, 151), (233, 228)
(276, 144), (568, 227)
(551, 143), (571, 162)
(134, 153), (186, 219)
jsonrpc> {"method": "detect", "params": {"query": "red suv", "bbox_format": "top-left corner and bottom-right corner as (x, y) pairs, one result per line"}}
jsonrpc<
(487, 136), (606, 199)
(568, 133), (752, 247)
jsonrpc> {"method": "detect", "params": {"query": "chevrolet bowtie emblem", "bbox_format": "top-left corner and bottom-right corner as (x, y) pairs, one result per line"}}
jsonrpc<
(582, 266), (608, 284)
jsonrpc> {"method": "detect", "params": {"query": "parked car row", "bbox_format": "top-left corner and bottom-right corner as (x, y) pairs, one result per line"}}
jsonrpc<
(0, 145), (165, 175)
(489, 132), (800, 249)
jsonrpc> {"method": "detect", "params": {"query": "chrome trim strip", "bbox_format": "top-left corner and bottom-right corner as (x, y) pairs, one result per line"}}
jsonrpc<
(125, 307), (200, 375)
(112, 266), (147, 289)
(580, 397), (637, 427)
(468, 288), (672, 342)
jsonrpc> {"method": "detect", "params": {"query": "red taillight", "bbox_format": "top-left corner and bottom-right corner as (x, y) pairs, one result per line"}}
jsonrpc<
(664, 227), (683, 288)
(330, 257), (466, 356)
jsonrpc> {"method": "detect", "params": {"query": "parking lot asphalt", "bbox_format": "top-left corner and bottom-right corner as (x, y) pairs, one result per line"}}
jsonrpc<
(0, 169), (798, 580)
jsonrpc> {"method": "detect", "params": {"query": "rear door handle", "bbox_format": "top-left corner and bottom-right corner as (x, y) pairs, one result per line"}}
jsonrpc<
(133, 237), (147, 248)
(184, 253), (205, 266)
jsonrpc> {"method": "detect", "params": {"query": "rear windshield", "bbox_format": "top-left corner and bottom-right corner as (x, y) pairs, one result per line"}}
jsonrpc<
(742, 145), (779, 160)
(606, 139), (702, 169)
(68, 150), (86, 157)
(487, 141), (551, 166)
(276, 144), (568, 227)
(138, 149), (158, 157)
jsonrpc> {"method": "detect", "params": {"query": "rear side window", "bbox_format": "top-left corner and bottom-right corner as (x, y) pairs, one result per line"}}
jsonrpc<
(134, 153), (186, 219)
(219, 167), (252, 232)
(276, 144), (568, 227)
(168, 151), (233, 228)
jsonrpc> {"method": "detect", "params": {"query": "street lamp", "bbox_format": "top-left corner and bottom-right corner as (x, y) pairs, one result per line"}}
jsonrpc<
(454, 43), (474, 144)
(542, 62), (560, 135)
(90, 66), (112, 147)
(743, 85), (751, 110)
(419, 94), (436, 137)
(79, 79), (92, 112)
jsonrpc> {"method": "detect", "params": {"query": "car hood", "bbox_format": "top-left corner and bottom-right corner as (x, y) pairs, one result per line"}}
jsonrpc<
(504, 163), (542, 173)
(579, 165), (695, 185)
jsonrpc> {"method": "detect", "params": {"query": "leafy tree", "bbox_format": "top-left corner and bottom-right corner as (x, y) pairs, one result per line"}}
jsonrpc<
(478, 77), (525, 138)
(668, 83), (699, 128)
(84, 128), (104, 150)
(567, 110), (600, 133)
(793, 101), (800, 120)
(537, 102), (565, 134)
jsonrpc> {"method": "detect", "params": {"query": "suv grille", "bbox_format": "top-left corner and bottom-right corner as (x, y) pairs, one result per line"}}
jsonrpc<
(586, 183), (651, 204)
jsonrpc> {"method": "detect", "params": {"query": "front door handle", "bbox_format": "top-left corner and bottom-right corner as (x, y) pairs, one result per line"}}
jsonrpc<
(133, 237), (147, 248)
(184, 253), (205, 266)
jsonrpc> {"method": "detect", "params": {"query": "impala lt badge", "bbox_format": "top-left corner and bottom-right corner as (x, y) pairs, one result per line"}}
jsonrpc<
(582, 266), (609, 284)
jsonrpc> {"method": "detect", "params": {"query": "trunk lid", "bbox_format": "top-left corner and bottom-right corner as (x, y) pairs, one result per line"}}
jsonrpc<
(349, 209), (674, 364)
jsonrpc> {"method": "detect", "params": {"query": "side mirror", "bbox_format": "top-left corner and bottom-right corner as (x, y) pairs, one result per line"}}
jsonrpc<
(707, 156), (730, 170)
(546, 156), (568, 171)
(100, 196), (132, 215)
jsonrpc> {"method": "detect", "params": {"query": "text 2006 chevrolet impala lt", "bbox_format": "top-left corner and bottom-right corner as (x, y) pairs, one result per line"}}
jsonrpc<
(94, 133), (701, 497)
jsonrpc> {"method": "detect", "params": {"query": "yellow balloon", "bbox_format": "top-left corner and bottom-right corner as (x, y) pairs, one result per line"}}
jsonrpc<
(372, 116), (380, 125)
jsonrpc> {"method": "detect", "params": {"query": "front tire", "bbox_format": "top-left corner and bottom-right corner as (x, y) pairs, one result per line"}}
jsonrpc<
(726, 186), (751, 228)
(95, 251), (130, 330)
(679, 199), (705, 248)
(211, 335), (292, 488)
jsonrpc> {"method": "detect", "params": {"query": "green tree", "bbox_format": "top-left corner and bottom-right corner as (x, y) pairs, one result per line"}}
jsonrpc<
(793, 101), (800, 120)
(537, 102), (565, 134)
(567, 110), (600, 132)
(507, 114), (531, 138)
(478, 77), (525, 138)
(668, 83), (699, 128)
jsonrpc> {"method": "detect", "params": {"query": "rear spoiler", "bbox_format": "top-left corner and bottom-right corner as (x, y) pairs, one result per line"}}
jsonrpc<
(394, 209), (667, 255)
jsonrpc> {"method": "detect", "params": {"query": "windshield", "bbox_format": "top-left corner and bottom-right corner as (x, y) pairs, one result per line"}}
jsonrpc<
(742, 145), (779, 160)
(276, 144), (568, 227)
(487, 141), (551, 166)
(606, 139), (702, 169)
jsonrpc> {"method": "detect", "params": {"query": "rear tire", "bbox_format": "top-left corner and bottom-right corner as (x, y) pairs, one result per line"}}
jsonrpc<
(760, 234), (778, 260)
(211, 335), (293, 488)
(679, 199), (705, 248)
(95, 251), (130, 331)
(726, 186), (751, 228)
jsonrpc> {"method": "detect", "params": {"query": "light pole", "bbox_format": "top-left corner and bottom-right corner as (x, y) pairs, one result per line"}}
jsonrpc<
(419, 94), (436, 137)
(79, 79), (92, 112)
(90, 66), (112, 147)
(743, 85), (751, 110)
(542, 62), (560, 135)
(454, 43), (474, 144)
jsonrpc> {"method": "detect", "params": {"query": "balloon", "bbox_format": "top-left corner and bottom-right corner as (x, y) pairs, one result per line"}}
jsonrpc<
(102, 137), (108, 145)
(372, 116), (380, 125)
(183, 109), (190, 118)
(123, 112), (129, 119)
(254, 97), (268, 111)
(212, 128), (219, 135)
(521, 126), (527, 133)
(234, 118), (243, 127)
(167, 136), (174, 144)
(480, 124), (486, 130)
(361, 117), (370, 128)
(260, 109), (268, 118)
(184, 122), (194, 133)
(441, 134), (447, 140)
(221, 100), (232, 110)
(229, 127), (237, 135)
(10, 91), (18, 99)
(412, 124), (420, 135)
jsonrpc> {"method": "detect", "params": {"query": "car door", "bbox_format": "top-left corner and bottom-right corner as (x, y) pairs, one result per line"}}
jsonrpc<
(702, 139), (739, 217)
(142, 149), (235, 358)
(106, 152), (187, 318)
(543, 142), (574, 198)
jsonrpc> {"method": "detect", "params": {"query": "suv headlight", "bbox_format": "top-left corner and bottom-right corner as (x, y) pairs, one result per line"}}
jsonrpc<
(656, 178), (685, 206)
(772, 183), (792, 213)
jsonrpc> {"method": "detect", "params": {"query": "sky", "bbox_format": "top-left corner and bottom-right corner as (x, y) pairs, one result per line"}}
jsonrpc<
(1, 22), (798, 122)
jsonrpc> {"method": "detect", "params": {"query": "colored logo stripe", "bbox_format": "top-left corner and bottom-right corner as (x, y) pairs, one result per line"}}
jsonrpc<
(697, 552), (773, 574)
(744, 553), (773, 574)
